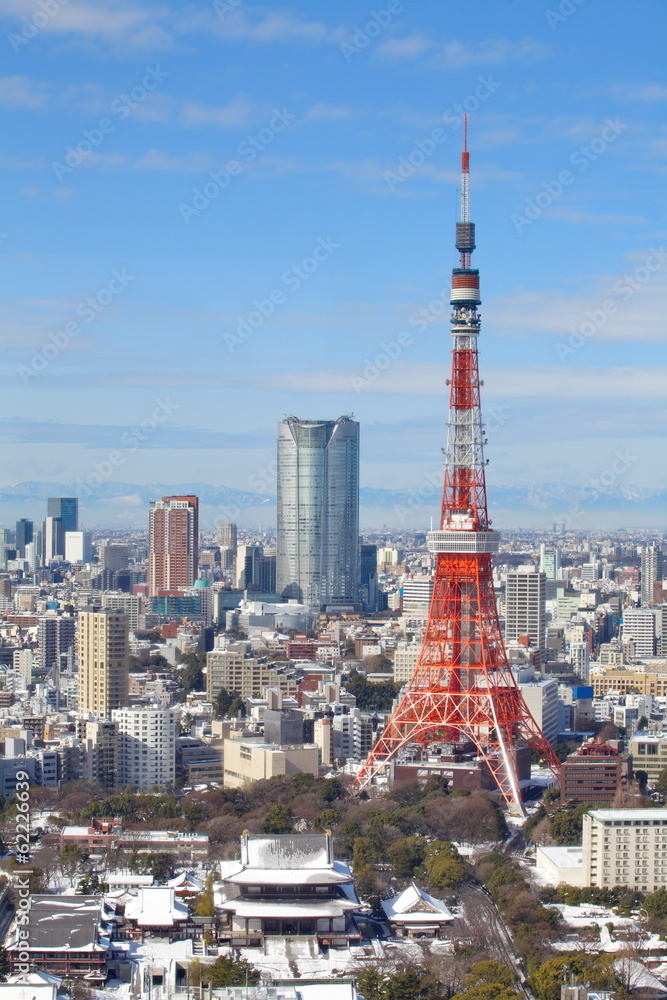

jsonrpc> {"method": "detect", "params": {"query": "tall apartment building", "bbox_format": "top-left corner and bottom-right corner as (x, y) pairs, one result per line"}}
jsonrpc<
(148, 495), (199, 596)
(206, 647), (298, 702)
(218, 523), (237, 549)
(77, 609), (130, 718)
(518, 678), (559, 744)
(47, 497), (78, 532)
(569, 640), (590, 683)
(505, 567), (546, 650)
(77, 718), (117, 789)
(277, 416), (359, 611)
(101, 593), (142, 631)
(582, 808), (667, 889)
(622, 607), (656, 658)
(38, 614), (76, 673)
(641, 546), (664, 607)
(113, 706), (177, 791)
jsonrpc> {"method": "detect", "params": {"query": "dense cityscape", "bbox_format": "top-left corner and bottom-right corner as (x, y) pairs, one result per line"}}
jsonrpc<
(2, 3), (666, 1000)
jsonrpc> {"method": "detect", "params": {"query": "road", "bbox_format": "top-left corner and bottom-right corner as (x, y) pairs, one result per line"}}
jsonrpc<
(458, 882), (523, 976)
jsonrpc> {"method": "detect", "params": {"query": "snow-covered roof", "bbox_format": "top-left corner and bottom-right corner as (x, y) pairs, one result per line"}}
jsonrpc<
(381, 884), (454, 923)
(615, 958), (667, 993)
(537, 846), (583, 868)
(219, 899), (359, 919)
(588, 808), (667, 821)
(220, 861), (352, 886)
(242, 833), (333, 869)
(124, 888), (189, 927)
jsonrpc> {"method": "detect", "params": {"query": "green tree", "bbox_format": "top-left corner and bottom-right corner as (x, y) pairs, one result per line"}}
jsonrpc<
(353, 836), (381, 871)
(423, 840), (466, 890)
(645, 887), (667, 920)
(195, 873), (216, 917)
(465, 962), (517, 988)
(260, 804), (293, 834)
(529, 954), (617, 1000)
(60, 843), (88, 876)
(190, 955), (260, 988)
(387, 836), (427, 878)
(451, 985), (519, 1000)
(655, 768), (667, 795)
(228, 695), (246, 717)
(549, 801), (591, 845)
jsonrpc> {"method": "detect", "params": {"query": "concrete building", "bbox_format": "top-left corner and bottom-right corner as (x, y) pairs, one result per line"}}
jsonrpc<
(622, 608), (656, 657)
(402, 577), (433, 617)
(65, 530), (93, 564)
(43, 516), (66, 562)
(393, 641), (421, 684)
(505, 567), (546, 650)
(78, 719), (117, 789)
(629, 732), (667, 785)
(77, 609), (129, 718)
(99, 543), (130, 572)
(148, 495), (199, 596)
(113, 706), (177, 791)
(38, 614), (76, 674)
(641, 546), (664, 607)
(518, 677), (559, 744)
(582, 808), (667, 889)
(101, 592), (142, 631)
(570, 641), (590, 683)
(277, 416), (359, 611)
(560, 741), (625, 804)
(223, 738), (319, 787)
(206, 647), (299, 702)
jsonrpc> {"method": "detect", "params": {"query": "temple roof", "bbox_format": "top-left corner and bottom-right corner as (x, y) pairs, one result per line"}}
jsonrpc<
(219, 860), (353, 886)
(219, 898), (359, 918)
(381, 884), (454, 922)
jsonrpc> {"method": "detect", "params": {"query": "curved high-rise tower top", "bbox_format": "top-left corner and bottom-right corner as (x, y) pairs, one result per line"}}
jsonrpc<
(354, 118), (561, 811)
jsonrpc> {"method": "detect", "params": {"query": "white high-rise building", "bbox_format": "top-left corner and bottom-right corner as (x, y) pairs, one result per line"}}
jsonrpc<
(101, 593), (142, 631)
(65, 530), (93, 564)
(277, 416), (359, 611)
(505, 567), (547, 650)
(569, 640), (590, 683)
(393, 641), (421, 684)
(402, 577), (433, 617)
(622, 607), (656, 658)
(518, 678), (559, 744)
(112, 706), (177, 791)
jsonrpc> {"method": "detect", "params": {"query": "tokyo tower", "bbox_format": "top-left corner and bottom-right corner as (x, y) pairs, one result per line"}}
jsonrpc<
(354, 119), (561, 811)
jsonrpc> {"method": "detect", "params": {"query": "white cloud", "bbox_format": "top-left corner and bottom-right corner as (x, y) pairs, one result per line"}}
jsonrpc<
(203, 6), (340, 44)
(0, 75), (49, 108)
(179, 96), (252, 128)
(376, 34), (435, 59)
(434, 38), (550, 70)
(133, 148), (214, 172)
(304, 102), (352, 122)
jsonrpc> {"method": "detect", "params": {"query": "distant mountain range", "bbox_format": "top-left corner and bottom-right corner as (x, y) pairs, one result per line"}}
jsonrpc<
(0, 481), (664, 528)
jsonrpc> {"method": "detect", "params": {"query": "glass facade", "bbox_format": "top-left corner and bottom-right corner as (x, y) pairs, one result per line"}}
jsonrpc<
(277, 416), (359, 610)
(47, 497), (78, 532)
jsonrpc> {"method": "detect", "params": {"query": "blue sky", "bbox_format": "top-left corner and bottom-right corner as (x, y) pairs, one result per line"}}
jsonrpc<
(1, 0), (666, 526)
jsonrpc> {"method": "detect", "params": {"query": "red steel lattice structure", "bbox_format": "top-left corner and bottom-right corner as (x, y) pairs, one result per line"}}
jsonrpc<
(354, 121), (561, 810)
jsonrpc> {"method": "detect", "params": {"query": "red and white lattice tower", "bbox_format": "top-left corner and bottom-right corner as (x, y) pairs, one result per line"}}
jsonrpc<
(353, 119), (561, 811)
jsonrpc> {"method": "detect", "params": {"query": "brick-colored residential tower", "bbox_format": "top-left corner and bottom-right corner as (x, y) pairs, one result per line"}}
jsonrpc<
(148, 495), (199, 596)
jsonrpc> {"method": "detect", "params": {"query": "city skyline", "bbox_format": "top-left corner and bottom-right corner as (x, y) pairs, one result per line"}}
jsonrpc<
(1, 0), (666, 528)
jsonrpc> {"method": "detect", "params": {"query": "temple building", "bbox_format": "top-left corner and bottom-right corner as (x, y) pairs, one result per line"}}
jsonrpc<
(217, 832), (362, 949)
(381, 883), (454, 939)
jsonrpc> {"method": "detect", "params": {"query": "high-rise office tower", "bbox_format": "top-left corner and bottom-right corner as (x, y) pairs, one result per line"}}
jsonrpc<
(65, 530), (93, 564)
(505, 567), (547, 650)
(77, 609), (130, 718)
(235, 544), (261, 590)
(15, 519), (33, 559)
(641, 546), (664, 607)
(148, 495), (199, 596)
(99, 542), (130, 572)
(360, 543), (378, 612)
(539, 544), (561, 580)
(47, 497), (78, 532)
(277, 416), (359, 611)
(43, 516), (66, 562)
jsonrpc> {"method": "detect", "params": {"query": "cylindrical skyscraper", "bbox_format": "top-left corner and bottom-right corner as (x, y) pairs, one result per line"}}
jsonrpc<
(277, 416), (359, 611)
